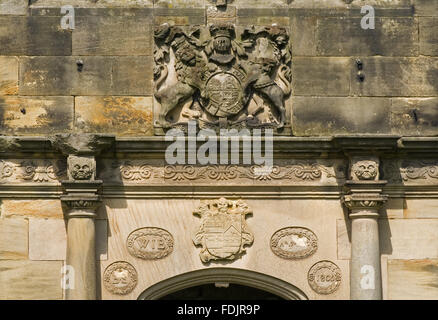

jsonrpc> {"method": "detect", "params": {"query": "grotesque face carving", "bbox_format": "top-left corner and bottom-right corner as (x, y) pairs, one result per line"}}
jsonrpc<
(68, 156), (95, 180)
(352, 160), (378, 180)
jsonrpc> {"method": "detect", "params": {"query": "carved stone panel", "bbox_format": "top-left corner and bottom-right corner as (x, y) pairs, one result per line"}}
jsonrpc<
(154, 22), (291, 133)
(270, 227), (318, 259)
(103, 261), (138, 295)
(193, 197), (253, 263)
(308, 260), (342, 295)
(126, 227), (174, 260)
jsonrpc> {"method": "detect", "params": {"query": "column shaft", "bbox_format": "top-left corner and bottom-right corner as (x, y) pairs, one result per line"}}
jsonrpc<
(65, 215), (96, 300)
(350, 214), (381, 300)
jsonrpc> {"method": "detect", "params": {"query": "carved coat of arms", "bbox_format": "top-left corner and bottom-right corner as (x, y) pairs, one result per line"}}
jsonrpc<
(193, 198), (254, 262)
(154, 22), (292, 133)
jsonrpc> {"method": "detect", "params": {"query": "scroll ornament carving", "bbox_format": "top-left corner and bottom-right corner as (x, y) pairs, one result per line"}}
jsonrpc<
(19, 160), (66, 182)
(108, 161), (343, 183)
(400, 161), (438, 181)
(154, 22), (291, 132)
(308, 261), (342, 295)
(193, 198), (253, 263)
(270, 227), (318, 259)
(103, 261), (138, 295)
(382, 160), (438, 183)
(0, 160), (14, 179)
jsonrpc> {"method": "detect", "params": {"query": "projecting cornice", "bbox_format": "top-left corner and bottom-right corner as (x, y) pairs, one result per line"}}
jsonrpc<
(0, 135), (437, 157)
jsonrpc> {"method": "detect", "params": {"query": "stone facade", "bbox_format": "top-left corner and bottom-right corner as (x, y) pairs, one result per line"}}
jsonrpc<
(0, 0), (437, 300)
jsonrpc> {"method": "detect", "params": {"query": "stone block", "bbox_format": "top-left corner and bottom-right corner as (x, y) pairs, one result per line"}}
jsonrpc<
(316, 17), (419, 56)
(154, 0), (204, 8)
(388, 259), (438, 300)
(290, 15), (316, 56)
(207, 5), (236, 24)
(154, 8), (205, 25)
(414, 0), (438, 16)
(380, 198), (404, 219)
(0, 96), (73, 135)
(73, 16), (152, 56)
(237, 16), (290, 26)
(19, 56), (113, 95)
(390, 98), (438, 136)
(380, 219), (438, 259)
(292, 97), (392, 136)
(29, 0), (153, 8)
(234, 0), (288, 8)
(403, 199), (438, 219)
(0, 56), (18, 95)
(0, 16), (71, 55)
(0, 0), (27, 15)
(75, 96), (153, 136)
(1, 200), (64, 219)
(0, 260), (63, 299)
(337, 219), (351, 260)
(420, 17), (438, 55)
(351, 57), (438, 97)
(0, 218), (28, 260)
(29, 218), (66, 261)
(292, 57), (351, 96)
(111, 56), (153, 95)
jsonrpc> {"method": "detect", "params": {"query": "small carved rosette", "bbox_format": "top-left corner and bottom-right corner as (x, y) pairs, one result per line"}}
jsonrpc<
(154, 22), (291, 133)
(307, 261), (342, 295)
(270, 227), (318, 259)
(193, 197), (253, 263)
(103, 261), (138, 295)
(127, 227), (174, 260)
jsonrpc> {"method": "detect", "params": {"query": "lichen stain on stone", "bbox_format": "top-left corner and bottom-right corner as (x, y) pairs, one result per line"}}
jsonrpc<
(0, 81), (18, 95)
(79, 97), (153, 135)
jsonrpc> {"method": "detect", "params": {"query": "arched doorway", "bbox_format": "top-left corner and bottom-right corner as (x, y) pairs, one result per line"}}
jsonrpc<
(138, 268), (308, 300)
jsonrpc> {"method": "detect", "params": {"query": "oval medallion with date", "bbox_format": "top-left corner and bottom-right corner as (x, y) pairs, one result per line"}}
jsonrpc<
(270, 227), (318, 259)
(308, 260), (342, 295)
(127, 227), (174, 260)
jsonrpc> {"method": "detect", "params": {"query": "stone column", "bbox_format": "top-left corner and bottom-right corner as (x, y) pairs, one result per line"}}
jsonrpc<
(62, 184), (101, 300)
(342, 156), (387, 300)
(53, 134), (114, 300)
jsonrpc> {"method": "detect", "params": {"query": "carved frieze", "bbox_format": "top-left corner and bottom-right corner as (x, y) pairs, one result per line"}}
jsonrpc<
(0, 159), (66, 183)
(382, 160), (438, 184)
(270, 227), (318, 259)
(193, 197), (253, 263)
(100, 160), (345, 184)
(308, 260), (342, 295)
(127, 227), (174, 260)
(103, 261), (138, 295)
(154, 22), (291, 133)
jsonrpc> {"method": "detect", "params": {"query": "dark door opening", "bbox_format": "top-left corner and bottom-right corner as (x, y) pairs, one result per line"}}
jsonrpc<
(159, 283), (284, 300)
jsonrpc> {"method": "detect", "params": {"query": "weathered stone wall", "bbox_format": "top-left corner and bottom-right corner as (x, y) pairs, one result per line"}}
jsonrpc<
(0, 0), (436, 136)
(0, 0), (438, 301)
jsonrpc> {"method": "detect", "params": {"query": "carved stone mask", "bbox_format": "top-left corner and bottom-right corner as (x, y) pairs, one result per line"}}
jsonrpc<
(68, 156), (95, 180)
(352, 160), (378, 180)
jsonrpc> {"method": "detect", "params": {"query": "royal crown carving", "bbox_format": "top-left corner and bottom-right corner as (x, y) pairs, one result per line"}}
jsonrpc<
(154, 22), (291, 133)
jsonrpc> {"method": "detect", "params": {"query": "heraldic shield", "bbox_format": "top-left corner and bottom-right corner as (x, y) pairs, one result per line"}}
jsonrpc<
(203, 70), (245, 118)
(193, 198), (254, 263)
